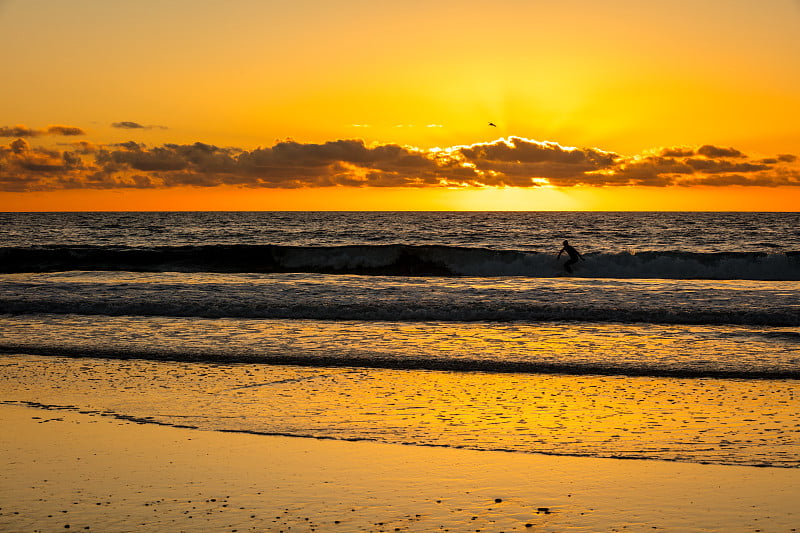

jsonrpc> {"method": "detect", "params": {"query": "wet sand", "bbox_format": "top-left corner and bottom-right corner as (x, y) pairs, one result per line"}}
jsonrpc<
(1, 403), (799, 533)
(3, 354), (799, 468)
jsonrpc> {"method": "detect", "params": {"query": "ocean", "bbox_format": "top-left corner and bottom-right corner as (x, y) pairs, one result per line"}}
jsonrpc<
(1, 211), (799, 468)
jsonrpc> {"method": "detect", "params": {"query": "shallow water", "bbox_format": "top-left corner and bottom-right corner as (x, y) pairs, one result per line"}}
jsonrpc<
(1, 315), (799, 377)
(2, 354), (799, 467)
(3, 272), (799, 325)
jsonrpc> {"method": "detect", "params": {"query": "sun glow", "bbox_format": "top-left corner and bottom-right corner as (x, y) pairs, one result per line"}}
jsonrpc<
(1, 1), (799, 211)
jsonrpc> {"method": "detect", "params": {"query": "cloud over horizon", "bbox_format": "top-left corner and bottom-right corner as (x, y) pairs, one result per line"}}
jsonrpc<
(1, 134), (798, 193)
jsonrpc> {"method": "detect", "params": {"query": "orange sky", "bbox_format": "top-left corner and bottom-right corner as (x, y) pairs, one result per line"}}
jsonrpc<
(1, 0), (799, 211)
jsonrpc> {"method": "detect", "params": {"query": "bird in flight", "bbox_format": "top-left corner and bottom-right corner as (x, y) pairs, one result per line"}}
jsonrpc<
(488, 122), (497, 127)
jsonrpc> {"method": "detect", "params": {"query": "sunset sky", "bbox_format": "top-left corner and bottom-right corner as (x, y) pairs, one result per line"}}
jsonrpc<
(1, 0), (799, 211)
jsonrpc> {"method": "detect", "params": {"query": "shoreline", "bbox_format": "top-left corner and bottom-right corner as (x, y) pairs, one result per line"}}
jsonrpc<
(2, 353), (799, 469)
(2, 404), (799, 532)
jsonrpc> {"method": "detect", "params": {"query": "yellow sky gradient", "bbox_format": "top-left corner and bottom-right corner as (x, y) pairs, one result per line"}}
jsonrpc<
(1, 0), (799, 211)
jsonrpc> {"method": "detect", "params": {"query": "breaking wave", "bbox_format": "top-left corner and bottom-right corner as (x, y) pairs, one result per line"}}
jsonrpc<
(2, 244), (800, 280)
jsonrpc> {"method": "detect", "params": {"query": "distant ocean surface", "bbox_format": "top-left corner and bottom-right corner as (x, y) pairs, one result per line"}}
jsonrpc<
(1, 212), (799, 467)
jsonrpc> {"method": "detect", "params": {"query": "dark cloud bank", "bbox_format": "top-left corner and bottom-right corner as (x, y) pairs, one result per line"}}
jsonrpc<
(1, 132), (798, 192)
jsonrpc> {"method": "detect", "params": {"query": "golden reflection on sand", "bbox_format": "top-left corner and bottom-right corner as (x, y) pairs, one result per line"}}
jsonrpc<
(2, 354), (798, 467)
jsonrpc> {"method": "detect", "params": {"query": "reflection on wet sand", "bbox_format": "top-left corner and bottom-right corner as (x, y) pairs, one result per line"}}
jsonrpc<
(2, 353), (798, 467)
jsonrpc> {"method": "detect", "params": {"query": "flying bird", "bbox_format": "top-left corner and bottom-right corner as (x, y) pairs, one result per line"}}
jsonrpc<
(488, 122), (497, 127)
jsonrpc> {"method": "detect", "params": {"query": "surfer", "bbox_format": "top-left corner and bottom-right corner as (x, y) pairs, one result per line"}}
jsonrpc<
(557, 240), (584, 274)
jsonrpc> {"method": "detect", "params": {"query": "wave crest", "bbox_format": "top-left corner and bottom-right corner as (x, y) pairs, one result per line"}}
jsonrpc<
(2, 244), (799, 280)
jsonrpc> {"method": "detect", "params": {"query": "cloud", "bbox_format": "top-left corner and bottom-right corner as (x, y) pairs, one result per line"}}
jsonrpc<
(456, 137), (619, 186)
(111, 121), (168, 130)
(0, 138), (86, 191)
(112, 121), (147, 129)
(605, 147), (800, 187)
(696, 145), (744, 158)
(660, 147), (696, 158)
(45, 125), (85, 136)
(685, 158), (769, 174)
(1, 135), (798, 192)
(56, 140), (100, 154)
(0, 124), (86, 137)
(0, 125), (38, 137)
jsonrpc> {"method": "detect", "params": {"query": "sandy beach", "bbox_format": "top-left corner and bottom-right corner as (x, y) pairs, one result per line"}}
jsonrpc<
(2, 403), (799, 533)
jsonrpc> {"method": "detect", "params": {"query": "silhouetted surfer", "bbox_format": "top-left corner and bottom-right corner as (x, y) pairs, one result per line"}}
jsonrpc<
(557, 240), (584, 274)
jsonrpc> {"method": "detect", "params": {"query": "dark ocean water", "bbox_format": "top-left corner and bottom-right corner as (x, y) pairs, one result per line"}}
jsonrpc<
(2, 211), (799, 252)
(1, 212), (798, 467)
